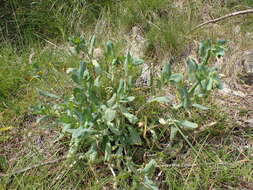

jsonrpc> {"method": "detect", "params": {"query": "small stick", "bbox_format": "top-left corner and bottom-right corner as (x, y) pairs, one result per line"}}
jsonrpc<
(160, 159), (251, 168)
(0, 156), (67, 178)
(192, 9), (253, 31)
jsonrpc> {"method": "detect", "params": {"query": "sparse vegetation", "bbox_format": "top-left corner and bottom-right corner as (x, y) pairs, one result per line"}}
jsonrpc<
(0, 0), (253, 190)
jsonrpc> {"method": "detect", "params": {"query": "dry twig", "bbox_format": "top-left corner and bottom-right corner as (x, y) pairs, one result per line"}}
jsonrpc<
(0, 156), (67, 178)
(192, 9), (253, 31)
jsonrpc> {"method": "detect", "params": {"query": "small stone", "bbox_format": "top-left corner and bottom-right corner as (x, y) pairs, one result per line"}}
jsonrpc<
(245, 119), (253, 127)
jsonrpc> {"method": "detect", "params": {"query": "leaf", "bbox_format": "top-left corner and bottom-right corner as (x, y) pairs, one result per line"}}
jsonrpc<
(170, 126), (178, 141)
(107, 122), (121, 135)
(123, 112), (138, 124)
(217, 39), (227, 45)
(178, 87), (191, 109)
(148, 96), (171, 103)
(178, 120), (198, 129)
(143, 176), (159, 190)
(120, 96), (135, 103)
(127, 126), (142, 145)
(78, 61), (86, 79)
(117, 79), (124, 95)
(169, 73), (183, 83)
(162, 62), (172, 79)
(104, 108), (116, 122)
(106, 41), (114, 57)
(86, 143), (98, 162)
(142, 159), (157, 175)
(187, 58), (198, 80)
(198, 40), (211, 62)
(92, 60), (101, 74)
(107, 93), (117, 107)
(192, 103), (209, 110)
(132, 58), (144, 65)
(104, 141), (112, 161)
(206, 78), (213, 91)
(72, 128), (97, 139)
(38, 89), (60, 99)
(89, 35), (96, 56)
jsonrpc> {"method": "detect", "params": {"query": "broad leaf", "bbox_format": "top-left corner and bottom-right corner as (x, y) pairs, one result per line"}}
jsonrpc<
(104, 108), (116, 122)
(169, 73), (183, 83)
(89, 35), (96, 56)
(178, 120), (198, 129)
(132, 58), (144, 65)
(170, 126), (178, 141)
(104, 142), (112, 161)
(192, 103), (209, 110)
(148, 96), (171, 103)
(92, 60), (101, 74)
(128, 126), (141, 145)
(142, 159), (157, 175)
(38, 89), (60, 99)
(162, 62), (172, 79)
(143, 176), (159, 190)
(107, 93), (117, 107)
(123, 112), (138, 124)
(120, 96), (135, 103)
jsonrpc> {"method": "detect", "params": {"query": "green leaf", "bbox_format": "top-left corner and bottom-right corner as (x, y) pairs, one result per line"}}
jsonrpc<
(148, 96), (171, 103)
(169, 73), (183, 83)
(162, 62), (172, 79)
(127, 126), (142, 145)
(206, 78), (213, 91)
(104, 108), (116, 122)
(86, 143), (98, 162)
(117, 79), (124, 95)
(78, 62), (86, 79)
(132, 58), (144, 65)
(142, 159), (157, 175)
(89, 35), (96, 56)
(38, 89), (60, 99)
(72, 128), (96, 139)
(187, 58), (198, 77)
(92, 60), (101, 74)
(199, 40), (211, 62)
(178, 120), (198, 129)
(120, 96), (135, 103)
(217, 39), (227, 45)
(192, 103), (209, 110)
(143, 176), (159, 190)
(104, 141), (112, 161)
(107, 93), (117, 107)
(106, 41), (114, 57)
(178, 87), (191, 109)
(107, 122), (121, 135)
(123, 112), (138, 124)
(170, 126), (178, 141)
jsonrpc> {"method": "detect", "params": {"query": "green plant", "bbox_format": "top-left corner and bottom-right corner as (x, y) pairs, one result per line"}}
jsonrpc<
(154, 39), (227, 141)
(36, 38), (226, 189)
(36, 36), (159, 188)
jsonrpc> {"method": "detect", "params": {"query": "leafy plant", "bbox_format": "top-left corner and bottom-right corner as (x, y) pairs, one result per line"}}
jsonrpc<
(36, 36), (159, 188)
(36, 38), (226, 189)
(154, 39), (226, 141)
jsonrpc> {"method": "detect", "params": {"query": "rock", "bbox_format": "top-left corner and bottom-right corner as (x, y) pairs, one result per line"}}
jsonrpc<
(219, 83), (246, 97)
(129, 26), (146, 58)
(245, 119), (253, 127)
(135, 63), (152, 87)
(242, 50), (253, 74)
(240, 50), (253, 85)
